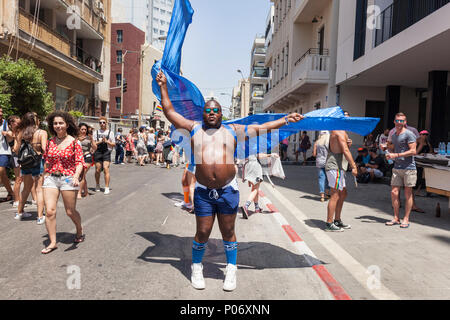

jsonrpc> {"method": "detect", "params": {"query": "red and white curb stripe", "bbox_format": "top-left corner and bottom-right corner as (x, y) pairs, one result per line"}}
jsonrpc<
(258, 190), (352, 300)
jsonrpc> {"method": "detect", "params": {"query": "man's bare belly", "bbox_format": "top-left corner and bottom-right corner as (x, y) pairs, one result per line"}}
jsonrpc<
(195, 164), (236, 189)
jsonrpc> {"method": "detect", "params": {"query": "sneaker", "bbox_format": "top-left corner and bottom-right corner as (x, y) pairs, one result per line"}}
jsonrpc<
(95, 185), (101, 192)
(191, 263), (205, 290)
(14, 213), (22, 220)
(12, 201), (19, 208)
(325, 222), (344, 232)
(32, 200), (37, 206)
(37, 216), (46, 225)
(104, 187), (110, 195)
(334, 220), (351, 229)
(223, 264), (237, 292)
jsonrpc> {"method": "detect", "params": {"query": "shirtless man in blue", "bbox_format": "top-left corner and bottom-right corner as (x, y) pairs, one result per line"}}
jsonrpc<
(156, 71), (303, 291)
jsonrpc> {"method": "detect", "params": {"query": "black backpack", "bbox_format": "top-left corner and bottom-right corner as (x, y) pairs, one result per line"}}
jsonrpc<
(18, 140), (41, 170)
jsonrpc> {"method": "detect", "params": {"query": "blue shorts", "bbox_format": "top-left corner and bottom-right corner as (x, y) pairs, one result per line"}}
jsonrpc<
(21, 158), (44, 177)
(194, 180), (240, 217)
(0, 155), (11, 168)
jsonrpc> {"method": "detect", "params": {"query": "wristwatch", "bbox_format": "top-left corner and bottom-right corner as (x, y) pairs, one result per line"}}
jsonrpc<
(285, 116), (289, 126)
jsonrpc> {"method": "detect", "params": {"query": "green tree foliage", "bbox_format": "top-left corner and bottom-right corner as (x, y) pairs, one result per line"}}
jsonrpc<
(0, 56), (53, 120)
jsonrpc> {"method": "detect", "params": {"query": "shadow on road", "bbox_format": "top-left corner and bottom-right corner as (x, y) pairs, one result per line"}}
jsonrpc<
(136, 232), (323, 282)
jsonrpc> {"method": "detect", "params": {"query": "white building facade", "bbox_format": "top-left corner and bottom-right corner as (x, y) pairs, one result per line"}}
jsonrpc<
(146, 0), (174, 51)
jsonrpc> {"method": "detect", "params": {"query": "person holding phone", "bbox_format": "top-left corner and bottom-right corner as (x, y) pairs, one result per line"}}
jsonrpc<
(92, 117), (115, 195)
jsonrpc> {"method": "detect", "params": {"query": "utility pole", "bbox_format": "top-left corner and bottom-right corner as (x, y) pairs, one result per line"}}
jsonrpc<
(121, 50), (128, 120)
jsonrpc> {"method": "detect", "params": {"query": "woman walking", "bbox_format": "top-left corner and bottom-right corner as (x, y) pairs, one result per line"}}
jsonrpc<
(41, 111), (85, 254)
(312, 131), (331, 202)
(6, 116), (23, 208)
(155, 131), (164, 166)
(13, 112), (47, 224)
(136, 127), (148, 166)
(125, 129), (135, 163)
(77, 123), (96, 199)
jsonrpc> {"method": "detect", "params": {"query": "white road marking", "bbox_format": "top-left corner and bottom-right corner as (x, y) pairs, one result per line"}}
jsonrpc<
(263, 185), (400, 300)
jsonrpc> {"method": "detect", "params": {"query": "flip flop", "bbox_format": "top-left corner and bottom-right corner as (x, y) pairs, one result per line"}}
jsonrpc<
(41, 246), (58, 254)
(385, 220), (401, 226)
(400, 223), (410, 229)
(74, 234), (85, 243)
(412, 208), (425, 213)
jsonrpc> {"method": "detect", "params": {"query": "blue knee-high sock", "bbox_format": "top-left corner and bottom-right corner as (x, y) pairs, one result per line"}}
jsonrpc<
(223, 240), (238, 265)
(192, 240), (207, 264)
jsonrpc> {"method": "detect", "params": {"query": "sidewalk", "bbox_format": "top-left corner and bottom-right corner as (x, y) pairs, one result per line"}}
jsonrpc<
(253, 165), (450, 299)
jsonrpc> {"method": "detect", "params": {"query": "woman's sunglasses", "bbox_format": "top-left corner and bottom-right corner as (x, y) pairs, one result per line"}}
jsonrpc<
(205, 108), (220, 114)
(99, 121), (106, 124)
(395, 120), (405, 124)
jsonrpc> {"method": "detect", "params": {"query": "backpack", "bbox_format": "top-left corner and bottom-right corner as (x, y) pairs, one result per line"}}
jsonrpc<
(18, 139), (41, 170)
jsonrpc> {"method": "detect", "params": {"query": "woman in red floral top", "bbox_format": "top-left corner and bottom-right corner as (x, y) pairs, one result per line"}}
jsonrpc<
(41, 111), (85, 254)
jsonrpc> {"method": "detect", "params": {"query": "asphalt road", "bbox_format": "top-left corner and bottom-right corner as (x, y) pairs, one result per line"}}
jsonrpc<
(0, 163), (333, 300)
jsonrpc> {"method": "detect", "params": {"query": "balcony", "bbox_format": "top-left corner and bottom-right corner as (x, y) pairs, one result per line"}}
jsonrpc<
(375, 0), (450, 47)
(292, 48), (330, 83)
(19, 8), (71, 56)
(251, 89), (265, 100)
(252, 67), (269, 79)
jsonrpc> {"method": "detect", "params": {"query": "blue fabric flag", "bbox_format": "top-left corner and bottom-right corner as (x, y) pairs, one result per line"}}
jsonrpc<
(151, 0), (205, 121)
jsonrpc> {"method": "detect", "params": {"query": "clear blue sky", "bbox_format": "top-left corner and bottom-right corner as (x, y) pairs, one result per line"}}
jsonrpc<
(121, 0), (272, 116)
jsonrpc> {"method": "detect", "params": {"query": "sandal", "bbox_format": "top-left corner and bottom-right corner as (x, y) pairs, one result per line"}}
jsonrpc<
(412, 207), (425, 213)
(41, 246), (58, 254)
(74, 234), (85, 243)
(385, 220), (401, 226)
(400, 223), (410, 228)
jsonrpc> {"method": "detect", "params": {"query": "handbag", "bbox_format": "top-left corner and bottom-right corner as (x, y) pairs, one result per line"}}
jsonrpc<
(18, 140), (41, 170)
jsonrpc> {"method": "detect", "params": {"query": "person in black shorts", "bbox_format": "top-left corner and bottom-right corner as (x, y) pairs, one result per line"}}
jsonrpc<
(92, 117), (115, 195)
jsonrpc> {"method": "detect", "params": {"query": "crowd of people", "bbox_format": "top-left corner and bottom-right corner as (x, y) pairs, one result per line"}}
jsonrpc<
(0, 108), (86, 254)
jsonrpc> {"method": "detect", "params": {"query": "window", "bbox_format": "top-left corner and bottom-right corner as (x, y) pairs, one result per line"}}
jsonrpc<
(55, 86), (69, 110)
(281, 49), (285, 79)
(74, 94), (86, 111)
(116, 97), (121, 110)
(285, 42), (289, 76)
(153, 28), (158, 34)
(116, 74), (122, 86)
(354, 0), (368, 60)
(161, 9), (166, 15)
(116, 50), (122, 63)
(117, 30), (123, 43)
(160, 30), (165, 35)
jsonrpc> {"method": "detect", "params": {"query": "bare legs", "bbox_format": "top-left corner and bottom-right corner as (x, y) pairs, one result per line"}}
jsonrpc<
(391, 186), (413, 224)
(43, 188), (83, 250)
(195, 213), (237, 244)
(326, 188), (347, 223)
(18, 174), (44, 219)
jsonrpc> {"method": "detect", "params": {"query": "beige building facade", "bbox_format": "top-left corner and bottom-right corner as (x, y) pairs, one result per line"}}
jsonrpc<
(140, 43), (170, 131)
(0, 0), (111, 117)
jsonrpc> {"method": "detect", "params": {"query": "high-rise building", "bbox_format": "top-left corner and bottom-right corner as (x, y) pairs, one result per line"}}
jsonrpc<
(145, 0), (174, 51)
(249, 36), (269, 115)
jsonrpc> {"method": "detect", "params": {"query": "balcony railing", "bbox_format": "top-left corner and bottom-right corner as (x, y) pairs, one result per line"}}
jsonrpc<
(292, 51), (330, 83)
(19, 8), (71, 56)
(252, 68), (269, 78)
(294, 48), (329, 67)
(375, 0), (450, 47)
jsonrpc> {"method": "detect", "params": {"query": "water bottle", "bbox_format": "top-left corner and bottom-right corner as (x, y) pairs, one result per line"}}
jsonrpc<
(447, 142), (450, 155)
(439, 142), (444, 155)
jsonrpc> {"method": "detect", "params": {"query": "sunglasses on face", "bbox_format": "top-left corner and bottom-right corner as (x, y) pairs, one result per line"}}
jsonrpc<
(395, 120), (405, 124)
(205, 108), (220, 114)
(99, 121), (106, 124)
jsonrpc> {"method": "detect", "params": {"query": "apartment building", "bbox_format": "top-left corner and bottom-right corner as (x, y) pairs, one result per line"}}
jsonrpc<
(146, 0), (174, 51)
(109, 23), (145, 123)
(263, 0), (340, 158)
(140, 43), (170, 130)
(232, 78), (251, 119)
(0, 0), (111, 116)
(249, 36), (269, 114)
(336, 0), (450, 146)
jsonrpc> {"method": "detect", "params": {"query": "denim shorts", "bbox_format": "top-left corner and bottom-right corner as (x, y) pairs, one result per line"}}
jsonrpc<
(194, 179), (239, 217)
(21, 158), (44, 177)
(0, 155), (11, 168)
(43, 175), (79, 191)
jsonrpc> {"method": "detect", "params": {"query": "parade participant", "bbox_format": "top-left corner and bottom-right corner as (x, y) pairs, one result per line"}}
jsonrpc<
(296, 131), (311, 165)
(385, 113), (417, 228)
(41, 111), (85, 254)
(177, 163), (196, 213)
(125, 129), (135, 163)
(93, 117), (115, 194)
(146, 127), (156, 164)
(312, 131), (330, 202)
(77, 123), (96, 199)
(115, 128), (125, 165)
(6, 115), (23, 208)
(0, 107), (14, 203)
(136, 127), (148, 166)
(156, 71), (303, 291)
(13, 112), (47, 224)
(155, 131), (164, 166)
(325, 113), (358, 232)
